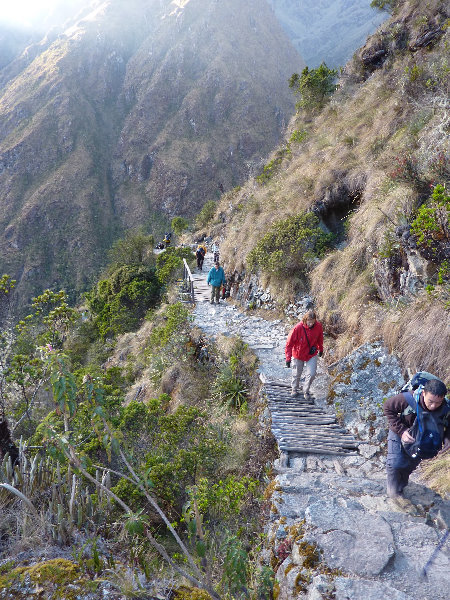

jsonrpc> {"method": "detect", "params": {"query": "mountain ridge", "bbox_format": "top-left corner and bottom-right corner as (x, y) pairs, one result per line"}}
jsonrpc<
(0, 0), (301, 310)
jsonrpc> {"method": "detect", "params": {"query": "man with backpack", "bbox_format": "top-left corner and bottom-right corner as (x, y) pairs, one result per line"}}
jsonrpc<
(196, 245), (206, 270)
(384, 375), (449, 500)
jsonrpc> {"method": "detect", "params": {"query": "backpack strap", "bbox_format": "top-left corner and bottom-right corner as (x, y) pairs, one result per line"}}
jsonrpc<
(401, 391), (416, 416)
(302, 324), (312, 352)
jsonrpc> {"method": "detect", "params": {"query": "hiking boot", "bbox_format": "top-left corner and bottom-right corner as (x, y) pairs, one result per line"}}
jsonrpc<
(304, 391), (311, 401)
(210, 301), (214, 304)
(291, 390), (299, 397)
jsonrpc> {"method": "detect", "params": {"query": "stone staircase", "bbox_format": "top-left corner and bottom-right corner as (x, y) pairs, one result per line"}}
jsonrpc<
(190, 246), (450, 600)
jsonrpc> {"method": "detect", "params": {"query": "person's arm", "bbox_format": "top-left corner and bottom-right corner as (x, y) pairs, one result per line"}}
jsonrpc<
(383, 394), (412, 438)
(285, 326), (298, 363)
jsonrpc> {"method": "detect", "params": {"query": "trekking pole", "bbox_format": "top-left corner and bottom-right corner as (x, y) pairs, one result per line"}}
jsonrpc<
(421, 528), (449, 579)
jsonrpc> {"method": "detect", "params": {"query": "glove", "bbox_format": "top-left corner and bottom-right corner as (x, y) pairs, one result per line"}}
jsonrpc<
(286, 360), (291, 368)
(319, 351), (323, 358)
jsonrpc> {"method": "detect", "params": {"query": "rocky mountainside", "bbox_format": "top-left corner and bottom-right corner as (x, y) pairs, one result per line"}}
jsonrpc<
(0, 0), (301, 311)
(211, 0), (450, 379)
(268, 0), (387, 67)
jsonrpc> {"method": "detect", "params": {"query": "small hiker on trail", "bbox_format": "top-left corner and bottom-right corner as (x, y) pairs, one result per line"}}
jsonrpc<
(384, 378), (449, 502)
(163, 232), (172, 248)
(207, 261), (226, 305)
(196, 245), (206, 270)
(285, 309), (323, 400)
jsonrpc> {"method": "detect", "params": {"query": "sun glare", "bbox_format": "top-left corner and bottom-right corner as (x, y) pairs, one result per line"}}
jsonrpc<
(1, 0), (66, 27)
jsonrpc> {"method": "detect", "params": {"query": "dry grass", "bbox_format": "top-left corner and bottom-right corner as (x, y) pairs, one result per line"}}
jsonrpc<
(417, 450), (450, 499)
(211, 0), (450, 377)
(382, 298), (450, 382)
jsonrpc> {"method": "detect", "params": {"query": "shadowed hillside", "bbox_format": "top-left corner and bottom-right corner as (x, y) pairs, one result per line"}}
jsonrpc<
(0, 0), (301, 311)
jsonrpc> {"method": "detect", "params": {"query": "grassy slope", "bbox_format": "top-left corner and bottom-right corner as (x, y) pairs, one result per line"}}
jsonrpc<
(214, 0), (449, 380)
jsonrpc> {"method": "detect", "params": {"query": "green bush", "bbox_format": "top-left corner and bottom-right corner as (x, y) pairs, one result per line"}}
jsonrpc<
(256, 146), (291, 184)
(171, 217), (189, 236)
(410, 184), (449, 247)
(143, 404), (228, 512)
(86, 265), (161, 338)
(289, 129), (308, 144)
(155, 247), (195, 285)
(289, 63), (338, 113)
(196, 200), (217, 229)
(108, 230), (155, 269)
(247, 213), (334, 279)
(370, 0), (398, 13)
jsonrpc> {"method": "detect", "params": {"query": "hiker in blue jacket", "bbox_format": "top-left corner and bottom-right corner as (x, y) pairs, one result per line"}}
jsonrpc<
(207, 261), (226, 304)
(383, 378), (449, 501)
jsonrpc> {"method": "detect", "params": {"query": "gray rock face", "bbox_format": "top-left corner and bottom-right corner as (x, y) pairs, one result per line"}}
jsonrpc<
(305, 497), (394, 575)
(333, 577), (409, 600)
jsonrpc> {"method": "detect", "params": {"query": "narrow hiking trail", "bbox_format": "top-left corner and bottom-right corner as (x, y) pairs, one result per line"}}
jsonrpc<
(190, 247), (449, 600)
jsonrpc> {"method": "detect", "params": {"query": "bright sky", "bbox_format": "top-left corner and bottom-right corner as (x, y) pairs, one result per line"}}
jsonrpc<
(0, 0), (89, 28)
(1, 0), (56, 25)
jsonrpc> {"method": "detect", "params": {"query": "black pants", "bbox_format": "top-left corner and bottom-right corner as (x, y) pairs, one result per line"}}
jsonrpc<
(197, 256), (204, 269)
(386, 430), (421, 497)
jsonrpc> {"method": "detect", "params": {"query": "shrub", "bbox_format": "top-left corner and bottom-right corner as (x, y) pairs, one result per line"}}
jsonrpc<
(388, 153), (421, 185)
(86, 265), (161, 338)
(108, 230), (155, 269)
(155, 247), (195, 285)
(289, 129), (308, 144)
(256, 146), (291, 184)
(289, 63), (338, 113)
(410, 184), (449, 248)
(196, 200), (216, 229)
(171, 216), (189, 236)
(247, 213), (334, 279)
(370, 0), (398, 13)
(143, 405), (228, 512)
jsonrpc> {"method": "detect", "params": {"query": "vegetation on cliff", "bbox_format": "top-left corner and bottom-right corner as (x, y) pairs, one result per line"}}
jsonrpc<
(0, 233), (275, 598)
(210, 0), (449, 379)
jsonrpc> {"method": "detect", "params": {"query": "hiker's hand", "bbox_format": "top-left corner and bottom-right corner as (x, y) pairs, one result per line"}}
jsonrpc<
(318, 351), (323, 358)
(286, 360), (291, 368)
(401, 430), (415, 443)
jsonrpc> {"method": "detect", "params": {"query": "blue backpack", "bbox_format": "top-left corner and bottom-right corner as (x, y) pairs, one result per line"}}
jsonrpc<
(401, 386), (450, 459)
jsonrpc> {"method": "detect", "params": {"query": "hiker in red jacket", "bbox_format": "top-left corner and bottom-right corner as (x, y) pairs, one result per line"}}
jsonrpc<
(285, 309), (323, 399)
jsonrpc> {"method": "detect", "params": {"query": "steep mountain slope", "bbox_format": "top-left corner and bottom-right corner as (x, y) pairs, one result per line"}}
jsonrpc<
(213, 0), (450, 378)
(269, 0), (387, 67)
(0, 0), (302, 310)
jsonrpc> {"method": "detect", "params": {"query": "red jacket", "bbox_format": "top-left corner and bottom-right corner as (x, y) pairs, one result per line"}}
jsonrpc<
(285, 321), (323, 362)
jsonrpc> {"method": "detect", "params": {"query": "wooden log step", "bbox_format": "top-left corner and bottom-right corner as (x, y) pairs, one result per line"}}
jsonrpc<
(272, 432), (358, 444)
(272, 417), (337, 424)
(279, 446), (358, 456)
(276, 438), (359, 448)
(268, 408), (325, 416)
(273, 430), (357, 441)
